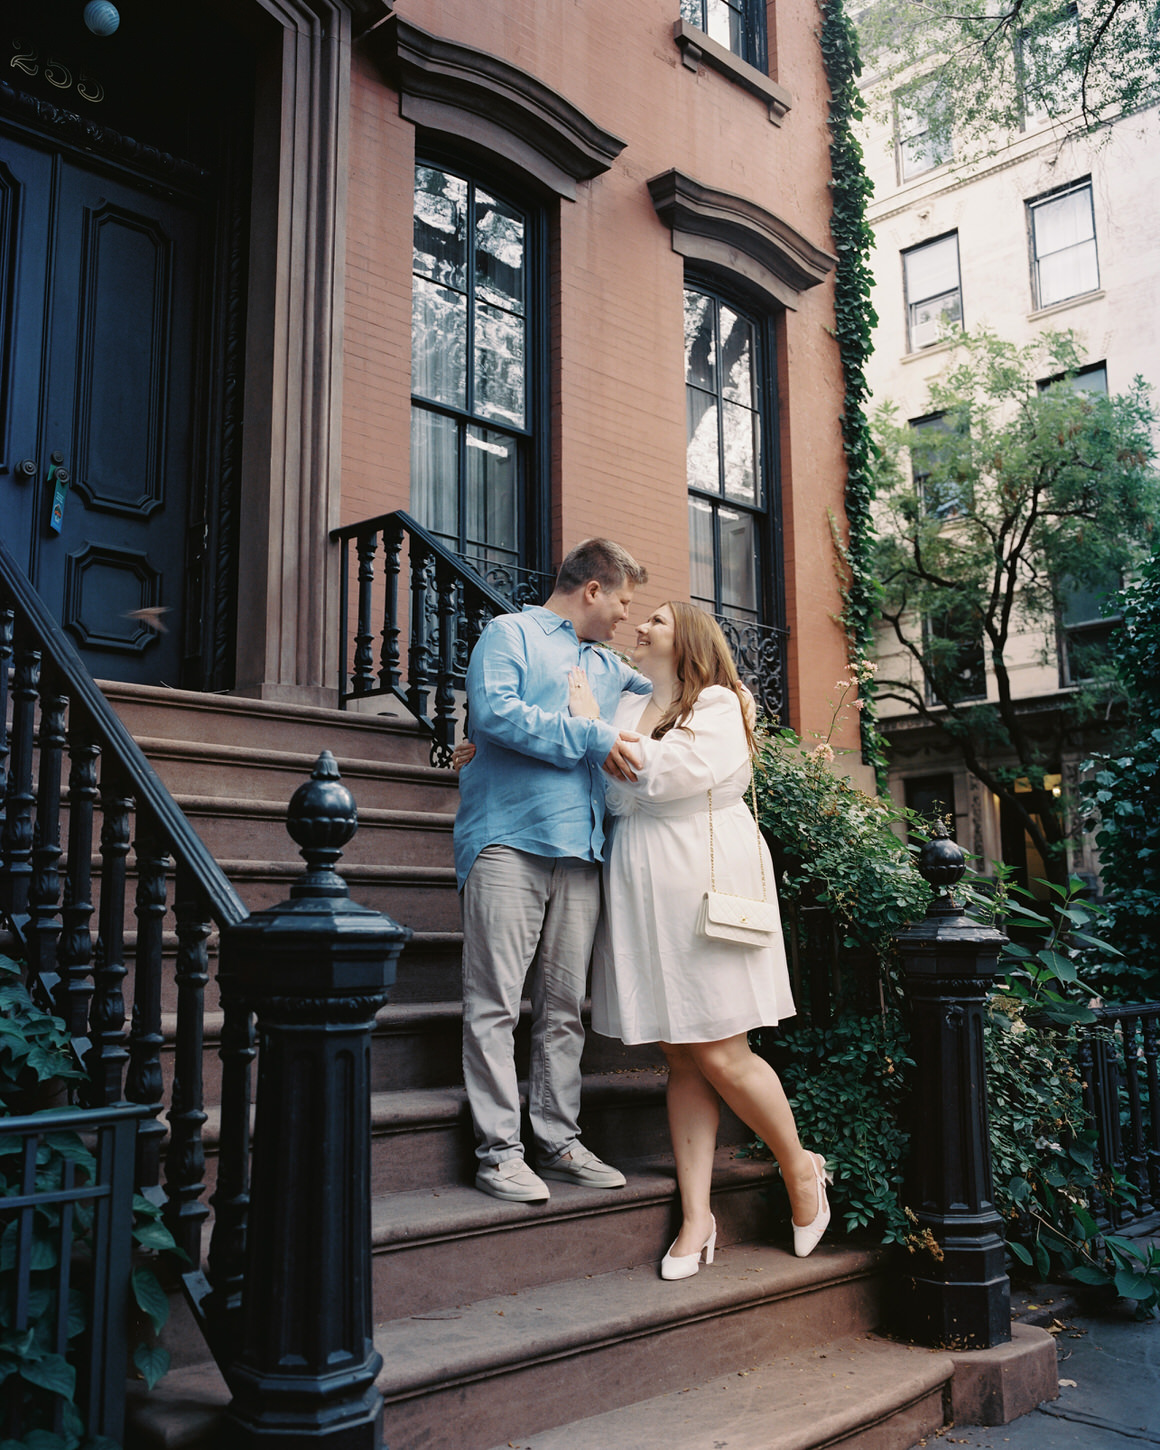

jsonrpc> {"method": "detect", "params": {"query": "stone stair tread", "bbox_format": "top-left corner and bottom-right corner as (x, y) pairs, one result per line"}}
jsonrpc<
(216, 858), (456, 881)
(371, 1149), (773, 1247)
(134, 730), (450, 774)
(172, 795), (454, 828)
(479, 1332), (953, 1450)
(368, 1068), (668, 1125)
(374, 1241), (881, 1395)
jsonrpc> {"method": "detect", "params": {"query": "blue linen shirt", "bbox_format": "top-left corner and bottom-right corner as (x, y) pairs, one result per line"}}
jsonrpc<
(454, 606), (651, 889)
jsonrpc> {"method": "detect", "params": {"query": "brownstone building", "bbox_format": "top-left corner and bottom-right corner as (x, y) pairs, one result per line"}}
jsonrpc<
(2, 0), (852, 741)
(0, 3), (902, 1445)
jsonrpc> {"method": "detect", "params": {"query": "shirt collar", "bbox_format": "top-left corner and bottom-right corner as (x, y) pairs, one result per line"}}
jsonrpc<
(522, 605), (574, 636)
(521, 604), (607, 649)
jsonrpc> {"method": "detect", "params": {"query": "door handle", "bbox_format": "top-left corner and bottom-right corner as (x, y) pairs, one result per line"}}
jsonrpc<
(48, 456), (71, 532)
(13, 459), (36, 479)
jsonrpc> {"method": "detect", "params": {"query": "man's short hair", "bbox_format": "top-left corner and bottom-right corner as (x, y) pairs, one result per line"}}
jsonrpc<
(555, 538), (648, 594)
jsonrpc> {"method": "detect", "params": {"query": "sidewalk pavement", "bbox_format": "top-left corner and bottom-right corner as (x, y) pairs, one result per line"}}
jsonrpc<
(910, 1286), (1160, 1449)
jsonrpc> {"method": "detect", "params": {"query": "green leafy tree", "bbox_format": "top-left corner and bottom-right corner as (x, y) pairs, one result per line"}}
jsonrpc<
(870, 328), (1158, 882)
(1081, 543), (1160, 997)
(859, 0), (1160, 150)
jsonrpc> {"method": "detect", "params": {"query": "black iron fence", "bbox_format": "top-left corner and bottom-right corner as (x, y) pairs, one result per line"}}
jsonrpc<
(1079, 1002), (1160, 1228)
(332, 510), (790, 761)
(0, 1102), (148, 1445)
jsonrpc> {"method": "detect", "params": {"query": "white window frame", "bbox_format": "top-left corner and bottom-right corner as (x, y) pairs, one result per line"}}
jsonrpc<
(903, 233), (963, 352)
(1028, 179), (1099, 310)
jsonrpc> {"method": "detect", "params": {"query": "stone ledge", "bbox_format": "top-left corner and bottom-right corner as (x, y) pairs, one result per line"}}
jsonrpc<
(948, 1320), (1060, 1426)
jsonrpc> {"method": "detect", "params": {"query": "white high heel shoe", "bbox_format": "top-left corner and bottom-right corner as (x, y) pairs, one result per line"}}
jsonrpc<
(660, 1215), (717, 1280)
(792, 1152), (833, 1258)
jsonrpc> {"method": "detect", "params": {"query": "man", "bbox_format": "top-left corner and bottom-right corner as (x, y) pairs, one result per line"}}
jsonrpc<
(455, 538), (651, 1202)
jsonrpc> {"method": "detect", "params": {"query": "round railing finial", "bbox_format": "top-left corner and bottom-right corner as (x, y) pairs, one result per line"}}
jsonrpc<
(286, 751), (358, 894)
(917, 819), (966, 891)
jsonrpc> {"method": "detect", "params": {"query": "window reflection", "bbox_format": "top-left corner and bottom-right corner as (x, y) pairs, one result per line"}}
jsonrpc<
(684, 285), (772, 629)
(411, 162), (531, 572)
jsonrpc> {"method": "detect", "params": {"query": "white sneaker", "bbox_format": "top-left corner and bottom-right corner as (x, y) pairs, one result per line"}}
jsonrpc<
(539, 1144), (626, 1189)
(475, 1158), (551, 1202)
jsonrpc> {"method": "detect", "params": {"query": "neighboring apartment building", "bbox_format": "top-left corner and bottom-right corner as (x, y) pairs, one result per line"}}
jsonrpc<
(0, 0), (856, 751)
(857, 44), (1160, 887)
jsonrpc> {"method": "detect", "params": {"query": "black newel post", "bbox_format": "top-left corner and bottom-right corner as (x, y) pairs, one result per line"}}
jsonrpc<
(894, 823), (1011, 1350)
(220, 751), (409, 1446)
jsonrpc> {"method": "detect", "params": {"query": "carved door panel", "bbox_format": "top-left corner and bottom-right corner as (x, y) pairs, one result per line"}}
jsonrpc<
(0, 128), (201, 685)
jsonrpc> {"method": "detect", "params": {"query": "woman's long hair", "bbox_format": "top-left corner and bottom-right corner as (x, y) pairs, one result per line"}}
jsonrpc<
(651, 602), (757, 755)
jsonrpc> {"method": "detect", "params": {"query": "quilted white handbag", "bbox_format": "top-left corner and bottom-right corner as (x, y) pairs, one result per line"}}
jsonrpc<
(696, 888), (779, 946)
(697, 777), (778, 947)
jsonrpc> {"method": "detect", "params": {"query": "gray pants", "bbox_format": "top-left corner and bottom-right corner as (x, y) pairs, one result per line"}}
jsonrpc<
(461, 845), (601, 1168)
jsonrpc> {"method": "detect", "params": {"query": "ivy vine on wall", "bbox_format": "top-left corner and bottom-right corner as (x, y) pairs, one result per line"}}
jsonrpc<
(818, 0), (887, 786)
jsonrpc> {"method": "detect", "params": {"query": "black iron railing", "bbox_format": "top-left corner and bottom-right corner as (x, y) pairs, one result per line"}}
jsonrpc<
(0, 537), (260, 1386)
(713, 615), (789, 725)
(331, 512), (536, 766)
(332, 510), (790, 757)
(1079, 1002), (1160, 1228)
(0, 1102), (149, 1445)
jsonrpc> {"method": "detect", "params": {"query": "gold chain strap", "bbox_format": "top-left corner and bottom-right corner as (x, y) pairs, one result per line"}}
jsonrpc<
(707, 773), (767, 901)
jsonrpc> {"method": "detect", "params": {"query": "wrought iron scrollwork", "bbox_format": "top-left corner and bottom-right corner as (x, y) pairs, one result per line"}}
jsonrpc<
(711, 615), (789, 724)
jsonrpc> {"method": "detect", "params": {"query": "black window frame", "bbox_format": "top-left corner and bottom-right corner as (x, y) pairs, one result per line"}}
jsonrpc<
(683, 276), (785, 635)
(410, 151), (551, 583)
(679, 0), (768, 71)
(922, 607), (987, 706)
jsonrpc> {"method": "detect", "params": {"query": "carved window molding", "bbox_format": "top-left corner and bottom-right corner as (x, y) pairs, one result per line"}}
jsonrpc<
(368, 15), (626, 200)
(672, 19), (792, 125)
(647, 169), (836, 312)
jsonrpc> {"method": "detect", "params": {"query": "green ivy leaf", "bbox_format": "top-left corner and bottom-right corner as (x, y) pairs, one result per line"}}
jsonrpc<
(19, 1350), (76, 1400)
(132, 1343), (171, 1391)
(132, 1268), (170, 1335)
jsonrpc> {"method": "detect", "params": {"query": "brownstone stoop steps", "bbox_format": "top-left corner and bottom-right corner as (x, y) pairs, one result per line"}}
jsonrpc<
(107, 684), (953, 1450)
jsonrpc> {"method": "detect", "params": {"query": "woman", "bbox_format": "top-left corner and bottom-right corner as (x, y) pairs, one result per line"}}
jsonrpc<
(567, 602), (830, 1278)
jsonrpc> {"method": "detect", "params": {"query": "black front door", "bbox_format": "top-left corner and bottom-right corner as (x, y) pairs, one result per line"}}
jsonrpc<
(1, 127), (203, 684)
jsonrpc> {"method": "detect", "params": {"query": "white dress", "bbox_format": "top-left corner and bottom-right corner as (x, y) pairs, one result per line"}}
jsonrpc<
(591, 685), (796, 1046)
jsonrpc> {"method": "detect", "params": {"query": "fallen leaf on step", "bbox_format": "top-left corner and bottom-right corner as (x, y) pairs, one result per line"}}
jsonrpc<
(1059, 1378), (1077, 1387)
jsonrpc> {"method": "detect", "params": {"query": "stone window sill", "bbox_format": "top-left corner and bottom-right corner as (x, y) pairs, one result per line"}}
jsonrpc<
(672, 19), (792, 124)
(1028, 289), (1105, 322)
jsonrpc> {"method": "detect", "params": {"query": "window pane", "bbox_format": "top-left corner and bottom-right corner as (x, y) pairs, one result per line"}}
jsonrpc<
(475, 192), (525, 314)
(1036, 238), (1098, 306)
(1034, 187), (1094, 255)
(410, 406), (459, 543)
(904, 234), (960, 303)
(414, 166), (468, 290)
(704, 0), (744, 53)
(474, 301), (525, 427)
(684, 291), (716, 392)
(465, 426), (519, 564)
(718, 508), (758, 619)
(897, 82), (952, 180)
(686, 387), (720, 494)
(688, 496), (716, 608)
(719, 306), (754, 405)
(721, 399), (758, 503)
(909, 289), (962, 349)
(412, 278), (467, 407)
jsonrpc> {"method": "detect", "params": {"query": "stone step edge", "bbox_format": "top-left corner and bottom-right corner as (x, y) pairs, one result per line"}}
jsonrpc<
(374, 1241), (886, 1402)
(196, 1070), (670, 1151)
(370, 1150), (773, 1252)
(101, 678), (433, 739)
(172, 797), (454, 830)
(479, 1332), (953, 1450)
(133, 733), (457, 786)
(83, 857), (457, 885)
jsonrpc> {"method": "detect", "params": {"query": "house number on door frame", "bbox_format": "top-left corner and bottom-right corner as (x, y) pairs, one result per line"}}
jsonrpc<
(9, 40), (105, 104)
